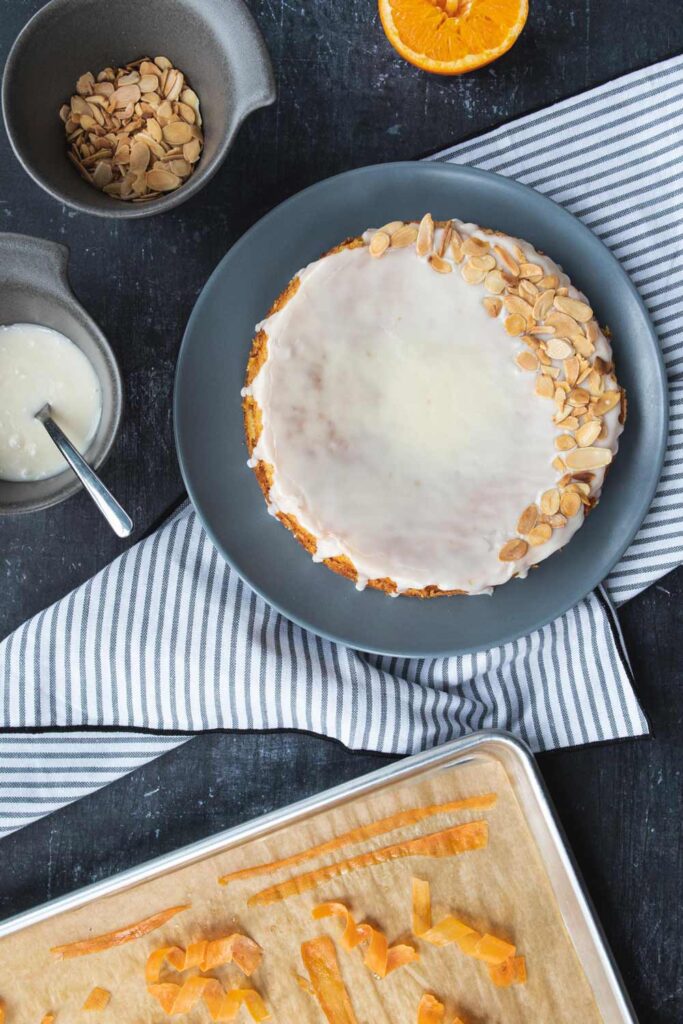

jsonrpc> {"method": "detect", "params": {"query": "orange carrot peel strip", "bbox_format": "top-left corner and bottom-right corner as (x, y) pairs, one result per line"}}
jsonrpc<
(148, 979), (270, 1022)
(488, 955), (527, 987)
(417, 994), (444, 1024)
(248, 821), (488, 907)
(219, 795), (496, 886)
(412, 877), (523, 981)
(50, 904), (189, 959)
(82, 988), (110, 1012)
(301, 936), (358, 1024)
(417, 993), (466, 1024)
(146, 934), (262, 984)
(313, 902), (418, 978)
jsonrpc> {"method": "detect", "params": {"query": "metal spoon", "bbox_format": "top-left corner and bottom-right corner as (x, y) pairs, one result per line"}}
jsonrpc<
(35, 404), (133, 538)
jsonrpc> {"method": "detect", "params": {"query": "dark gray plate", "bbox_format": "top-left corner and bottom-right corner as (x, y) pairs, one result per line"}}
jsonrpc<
(174, 162), (667, 657)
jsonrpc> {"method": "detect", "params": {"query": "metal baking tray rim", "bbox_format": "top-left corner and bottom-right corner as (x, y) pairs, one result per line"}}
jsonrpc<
(0, 730), (637, 1023)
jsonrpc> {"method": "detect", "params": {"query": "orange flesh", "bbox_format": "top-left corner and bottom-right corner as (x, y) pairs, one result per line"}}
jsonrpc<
(313, 902), (418, 978)
(50, 905), (189, 959)
(301, 936), (358, 1024)
(248, 821), (488, 907)
(82, 988), (110, 1012)
(219, 794), (496, 886)
(379, 0), (528, 75)
(145, 934), (262, 984)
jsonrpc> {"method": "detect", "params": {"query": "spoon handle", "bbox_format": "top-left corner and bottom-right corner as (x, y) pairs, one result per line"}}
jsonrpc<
(37, 409), (133, 538)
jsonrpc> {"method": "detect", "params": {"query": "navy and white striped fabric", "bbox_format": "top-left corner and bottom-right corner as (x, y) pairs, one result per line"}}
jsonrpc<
(4, 54), (683, 838)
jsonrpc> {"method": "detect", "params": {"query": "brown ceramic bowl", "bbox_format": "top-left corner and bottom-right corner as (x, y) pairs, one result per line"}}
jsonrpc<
(1, 0), (275, 218)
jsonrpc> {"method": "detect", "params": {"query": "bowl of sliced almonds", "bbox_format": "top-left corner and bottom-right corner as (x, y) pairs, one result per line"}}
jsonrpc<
(1, 0), (275, 218)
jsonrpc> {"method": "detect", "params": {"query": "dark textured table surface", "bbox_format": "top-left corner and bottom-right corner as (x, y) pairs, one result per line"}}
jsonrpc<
(1, 0), (682, 1019)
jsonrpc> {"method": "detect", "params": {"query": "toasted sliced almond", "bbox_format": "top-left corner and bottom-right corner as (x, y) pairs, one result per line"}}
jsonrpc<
(573, 334), (595, 357)
(565, 447), (613, 470)
(499, 539), (528, 562)
(554, 295), (593, 322)
(429, 254), (452, 274)
(469, 254), (496, 272)
(162, 121), (193, 145)
(462, 235), (489, 256)
(146, 167), (181, 191)
(504, 314), (526, 336)
(518, 261), (544, 281)
(533, 289), (555, 320)
(564, 356), (580, 387)
(560, 490), (582, 517)
(543, 513), (568, 528)
(540, 489), (561, 515)
(546, 311), (584, 339)
(494, 245), (519, 276)
(483, 297), (502, 317)
(416, 213), (434, 257)
(528, 523), (553, 546)
(516, 350), (538, 371)
(462, 261), (487, 284)
(388, 224), (417, 248)
(555, 434), (577, 451)
(568, 387), (590, 406)
(575, 420), (602, 448)
(504, 295), (535, 321)
(552, 456), (566, 472)
(545, 338), (574, 360)
(517, 505), (538, 535)
(484, 269), (505, 294)
(535, 375), (555, 399)
(592, 390), (621, 416)
(369, 230), (391, 258)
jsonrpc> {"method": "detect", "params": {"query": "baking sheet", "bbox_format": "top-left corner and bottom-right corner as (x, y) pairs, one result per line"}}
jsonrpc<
(0, 753), (605, 1024)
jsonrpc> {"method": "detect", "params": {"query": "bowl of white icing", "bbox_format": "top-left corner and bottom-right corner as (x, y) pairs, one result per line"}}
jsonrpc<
(0, 233), (122, 515)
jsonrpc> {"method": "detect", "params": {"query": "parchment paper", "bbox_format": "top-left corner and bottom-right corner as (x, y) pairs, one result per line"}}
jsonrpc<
(0, 757), (602, 1024)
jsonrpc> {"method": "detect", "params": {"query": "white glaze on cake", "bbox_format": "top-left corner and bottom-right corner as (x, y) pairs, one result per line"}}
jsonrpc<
(243, 219), (624, 595)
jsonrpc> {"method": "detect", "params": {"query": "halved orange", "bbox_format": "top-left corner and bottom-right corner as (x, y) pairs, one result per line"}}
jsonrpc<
(378, 0), (528, 75)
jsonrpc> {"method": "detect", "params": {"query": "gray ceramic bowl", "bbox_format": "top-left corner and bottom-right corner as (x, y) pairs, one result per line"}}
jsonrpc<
(0, 233), (123, 514)
(2, 0), (275, 219)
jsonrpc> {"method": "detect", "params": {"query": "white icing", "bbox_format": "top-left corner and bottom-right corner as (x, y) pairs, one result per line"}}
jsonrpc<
(247, 220), (623, 595)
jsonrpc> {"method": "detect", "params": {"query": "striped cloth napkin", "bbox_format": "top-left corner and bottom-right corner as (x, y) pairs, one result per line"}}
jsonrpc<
(3, 54), (683, 839)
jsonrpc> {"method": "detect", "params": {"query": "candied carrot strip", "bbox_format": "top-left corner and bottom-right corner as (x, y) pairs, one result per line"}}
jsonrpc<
(411, 877), (521, 977)
(301, 936), (358, 1024)
(488, 955), (527, 987)
(218, 795), (497, 886)
(82, 988), (110, 1011)
(145, 934), (262, 984)
(51, 905), (189, 959)
(0, 999), (4, 1024)
(147, 978), (270, 1022)
(313, 902), (418, 978)
(417, 994), (444, 1024)
(412, 877), (432, 937)
(40, 1016), (55, 1024)
(248, 822), (488, 907)
(472, 934), (516, 966)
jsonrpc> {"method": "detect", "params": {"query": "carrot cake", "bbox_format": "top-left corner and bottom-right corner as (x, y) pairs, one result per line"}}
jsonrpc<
(242, 216), (625, 597)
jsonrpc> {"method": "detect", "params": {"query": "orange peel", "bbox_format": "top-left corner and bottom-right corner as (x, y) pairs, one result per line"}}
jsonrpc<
(248, 821), (488, 907)
(301, 936), (358, 1024)
(82, 988), (110, 1011)
(50, 904), (189, 959)
(313, 902), (418, 978)
(146, 934), (262, 983)
(148, 979), (269, 1022)
(219, 795), (496, 886)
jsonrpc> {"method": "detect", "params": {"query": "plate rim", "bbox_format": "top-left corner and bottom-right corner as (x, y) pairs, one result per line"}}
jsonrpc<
(174, 160), (669, 657)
